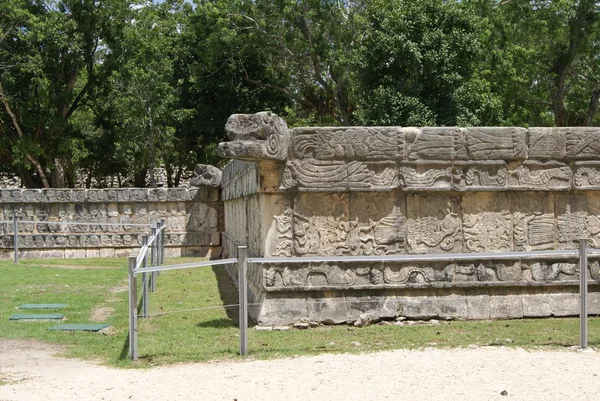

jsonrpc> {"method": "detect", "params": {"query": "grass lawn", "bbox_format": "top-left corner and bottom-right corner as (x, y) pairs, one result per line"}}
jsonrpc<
(1, 257), (599, 368)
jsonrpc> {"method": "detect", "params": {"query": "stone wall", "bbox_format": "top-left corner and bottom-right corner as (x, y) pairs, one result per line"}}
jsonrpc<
(219, 112), (600, 325)
(0, 187), (223, 259)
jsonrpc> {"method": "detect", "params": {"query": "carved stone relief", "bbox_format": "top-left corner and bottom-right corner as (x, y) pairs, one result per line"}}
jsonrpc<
(462, 193), (512, 252)
(508, 161), (572, 190)
(398, 163), (452, 190)
(566, 128), (600, 159)
(264, 262), (379, 288)
(465, 127), (527, 160)
(291, 193), (406, 256)
(512, 193), (555, 251)
(406, 195), (461, 253)
(574, 162), (600, 189)
(292, 127), (400, 160)
(453, 162), (507, 191)
(405, 127), (467, 161)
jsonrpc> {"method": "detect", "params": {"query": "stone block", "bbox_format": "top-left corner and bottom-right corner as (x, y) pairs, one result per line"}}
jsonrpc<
(259, 294), (309, 325)
(117, 189), (130, 202)
(438, 296), (468, 319)
(399, 162), (452, 191)
(462, 192), (512, 253)
(489, 295), (523, 319)
(345, 291), (398, 320)
(528, 128), (566, 159)
(306, 291), (348, 324)
(565, 127), (600, 159)
(167, 188), (190, 201)
(292, 126), (400, 161)
(405, 127), (467, 161)
(467, 295), (490, 320)
(130, 189), (147, 202)
(465, 127), (527, 160)
(397, 296), (439, 319)
(86, 249), (100, 258)
(99, 248), (115, 258)
(148, 188), (168, 202)
(72, 190), (86, 202)
(508, 161), (572, 191)
(522, 294), (552, 317)
(453, 161), (507, 191)
(22, 190), (42, 203)
(550, 293), (579, 316)
(574, 162), (600, 189)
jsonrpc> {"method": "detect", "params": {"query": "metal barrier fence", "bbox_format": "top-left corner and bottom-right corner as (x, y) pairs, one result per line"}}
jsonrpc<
(1, 214), (162, 263)
(127, 240), (599, 360)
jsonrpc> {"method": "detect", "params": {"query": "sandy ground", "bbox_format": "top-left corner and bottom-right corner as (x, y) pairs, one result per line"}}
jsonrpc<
(1, 339), (600, 401)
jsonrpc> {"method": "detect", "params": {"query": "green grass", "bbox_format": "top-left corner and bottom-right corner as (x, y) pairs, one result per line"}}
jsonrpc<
(1, 257), (600, 368)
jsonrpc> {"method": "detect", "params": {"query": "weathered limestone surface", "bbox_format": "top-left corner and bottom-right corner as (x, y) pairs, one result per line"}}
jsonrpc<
(219, 112), (600, 325)
(0, 183), (223, 259)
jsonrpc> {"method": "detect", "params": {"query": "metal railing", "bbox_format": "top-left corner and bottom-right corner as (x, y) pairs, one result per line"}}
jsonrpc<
(127, 240), (598, 360)
(1, 214), (160, 263)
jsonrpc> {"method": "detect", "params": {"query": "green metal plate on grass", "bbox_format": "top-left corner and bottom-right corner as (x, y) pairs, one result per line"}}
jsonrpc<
(47, 324), (110, 332)
(18, 304), (68, 309)
(9, 314), (65, 320)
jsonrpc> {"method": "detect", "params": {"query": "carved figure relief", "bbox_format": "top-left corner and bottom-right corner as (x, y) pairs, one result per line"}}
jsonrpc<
(465, 127), (526, 159)
(508, 162), (572, 189)
(453, 162), (507, 190)
(292, 127), (399, 160)
(398, 165), (452, 189)
(462, 193), (511, 252)
(405, 127), (467, 160)
(574, 162), (600, 189)
(407, 195), (461, 253)
(272, 198), (294, 257)
(347, 162), (398, 190)
(384, 264), (454, 284)
(526, 261), (577, 282)
(280, 160), (348, 190)
(292, 194), (406, 256)
(475, 262), (522, 281)
(264, 263), (377, 288)
(566, 128), (600, 159)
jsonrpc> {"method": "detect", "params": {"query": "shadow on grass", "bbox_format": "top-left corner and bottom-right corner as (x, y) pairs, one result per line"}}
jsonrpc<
(212, 265), (240, 326)
(196, 318), (235, 328)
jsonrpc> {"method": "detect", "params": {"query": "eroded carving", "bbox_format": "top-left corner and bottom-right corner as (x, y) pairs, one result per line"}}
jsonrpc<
(190, 164), (222, 187)
(405, 127), (467, 161)
(465, 127), (526, 160)
(292, 127), (399, 160)
(398, 164), (452, 190)
(407, 195), (461, 253)
(463, 193), (512, 252)
(218, 111), (290, 161)
(508, 161), (572, 190)
(566, 128), (600, 159)
(453, 162), (507, 190)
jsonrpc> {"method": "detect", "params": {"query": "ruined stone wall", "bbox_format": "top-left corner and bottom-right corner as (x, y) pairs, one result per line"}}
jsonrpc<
(0, 187), (222, 259)
(219, 112), (600, 325)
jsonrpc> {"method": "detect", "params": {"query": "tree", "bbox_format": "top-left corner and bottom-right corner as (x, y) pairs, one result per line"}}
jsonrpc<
(0, 0), (130, 187)
(355, 0), (501, 127)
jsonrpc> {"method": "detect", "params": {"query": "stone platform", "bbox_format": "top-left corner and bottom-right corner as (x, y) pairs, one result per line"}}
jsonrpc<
(219, 112), (600, 325)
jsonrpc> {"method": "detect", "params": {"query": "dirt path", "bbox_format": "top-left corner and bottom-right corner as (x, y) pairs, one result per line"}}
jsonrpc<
(1, 339), (600, 401)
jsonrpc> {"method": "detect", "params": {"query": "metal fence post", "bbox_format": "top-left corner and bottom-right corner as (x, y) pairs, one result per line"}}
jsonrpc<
(141, 235), (149, 318)
(151, 224), (157, 292)
(128, 256), (138, 361)
(580, 239), (588, 349)
(13, 213), (18, 264)
(237, 246), (248, 356)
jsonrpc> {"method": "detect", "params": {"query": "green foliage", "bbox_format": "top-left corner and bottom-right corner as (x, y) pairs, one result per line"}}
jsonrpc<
(1, 0), (599, 188)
